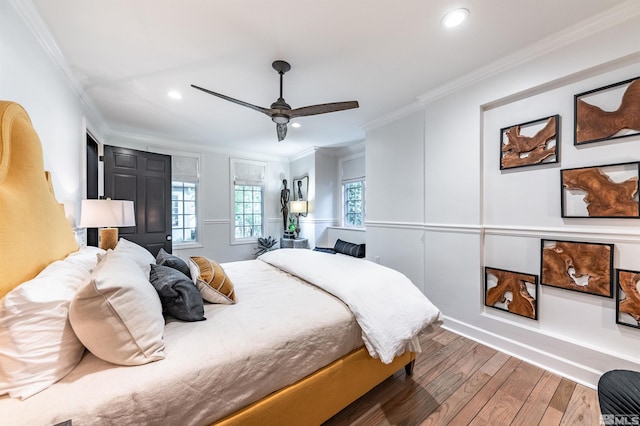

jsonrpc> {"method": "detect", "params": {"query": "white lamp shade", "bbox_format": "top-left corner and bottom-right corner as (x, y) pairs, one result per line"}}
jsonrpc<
(290, 200), (307, 214)
(79, 199), (136, 228)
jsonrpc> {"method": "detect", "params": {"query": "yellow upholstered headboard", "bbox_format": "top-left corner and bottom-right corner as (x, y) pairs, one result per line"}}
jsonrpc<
(0, 101), (78, 298)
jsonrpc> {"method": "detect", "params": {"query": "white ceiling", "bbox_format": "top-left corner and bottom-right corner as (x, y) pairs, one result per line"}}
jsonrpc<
(30, 0), (628, 157)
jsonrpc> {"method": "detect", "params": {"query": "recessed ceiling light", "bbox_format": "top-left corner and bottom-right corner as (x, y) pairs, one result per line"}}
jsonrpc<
(441, 8), (469, 29)
(291, 122), (301, 128)
(168, 90), (182, 100)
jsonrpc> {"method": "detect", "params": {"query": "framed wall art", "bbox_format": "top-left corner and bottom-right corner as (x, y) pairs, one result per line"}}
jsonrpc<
(616, 269), (640, 329)
(574, 76), (640, 145)
(561, 161), (639, 218)
(540, 239), (614, 298)
(485, 267), (538, 320)
(292, 175), (309, 201)
(500, 114), (559, 170)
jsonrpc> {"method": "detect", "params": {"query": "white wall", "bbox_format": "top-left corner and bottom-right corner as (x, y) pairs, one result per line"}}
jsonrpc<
(366, 13), (640, 387)
(313, 150), (338, 246)
(1, 2), (101, 224)
(366, 111), (426, 292)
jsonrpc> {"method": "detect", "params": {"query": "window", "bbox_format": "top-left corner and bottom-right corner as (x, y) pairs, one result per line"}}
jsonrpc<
(230, 159), (266, 243)
(234, 185), (263, 238)
(344, 180), (365, 227)
(340, 154), (366, 228)
(172, 181), (197, 243)
(171, 154), (199, 245)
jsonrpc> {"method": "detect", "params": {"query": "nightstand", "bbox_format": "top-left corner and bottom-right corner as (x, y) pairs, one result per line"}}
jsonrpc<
(280, 238), (309, 249)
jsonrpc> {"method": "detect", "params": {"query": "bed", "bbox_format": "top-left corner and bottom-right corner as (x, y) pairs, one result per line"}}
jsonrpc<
(0, 100), (442, 425)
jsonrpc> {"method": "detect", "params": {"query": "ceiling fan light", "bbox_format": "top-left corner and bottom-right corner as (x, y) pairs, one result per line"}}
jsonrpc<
(291, 122), (301, 128)
(272, 115), (289, 124)
(441, 8), (469, 28)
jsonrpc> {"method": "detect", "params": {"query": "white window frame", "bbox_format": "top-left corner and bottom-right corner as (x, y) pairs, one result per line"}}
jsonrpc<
(171, 180), (198, 245)
(339, 153), (366, 229)
(230, 158), (267, 245)
(149, 148), (203, 249)
(342, 178), (366, 228)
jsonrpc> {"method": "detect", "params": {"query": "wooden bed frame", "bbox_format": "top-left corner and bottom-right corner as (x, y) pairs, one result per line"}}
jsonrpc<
(0, 100), (416, 424)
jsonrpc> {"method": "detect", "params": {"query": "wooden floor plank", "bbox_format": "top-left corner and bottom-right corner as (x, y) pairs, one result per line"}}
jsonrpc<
(420, 351), (510, 425)
(479, 351), (511, 377)
(446, 357), (521, 425)
(431, 328), (460, 346)
(559, 384), (600, 426)
(539, 405), (564, 426)
(549, 378), (578, 413)
(324, 329), (601, 426)
(468, 361), (544, 426)
(511, 370), (563, 425)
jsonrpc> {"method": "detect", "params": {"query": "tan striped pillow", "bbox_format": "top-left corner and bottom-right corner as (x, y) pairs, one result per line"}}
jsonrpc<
(188, 256), (236, 304)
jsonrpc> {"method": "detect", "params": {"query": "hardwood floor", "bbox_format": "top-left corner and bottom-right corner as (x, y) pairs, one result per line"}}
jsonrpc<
(324, 327), (601, 426)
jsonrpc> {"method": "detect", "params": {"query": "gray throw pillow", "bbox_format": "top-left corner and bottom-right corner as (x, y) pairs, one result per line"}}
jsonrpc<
(149, 264), (205, 322)
(333, 239), (366, 258)
(156, 248), (191, 277)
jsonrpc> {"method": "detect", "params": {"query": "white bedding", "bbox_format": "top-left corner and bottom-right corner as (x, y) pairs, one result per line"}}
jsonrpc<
(259, 249), (443, 363)
(0, 259), (362, 426)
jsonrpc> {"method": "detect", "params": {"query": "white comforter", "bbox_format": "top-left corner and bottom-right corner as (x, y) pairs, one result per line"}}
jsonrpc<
(259, 249), (442, 364)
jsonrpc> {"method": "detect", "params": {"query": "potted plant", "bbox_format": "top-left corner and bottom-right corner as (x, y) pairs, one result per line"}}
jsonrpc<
(254, 236), (278, 257)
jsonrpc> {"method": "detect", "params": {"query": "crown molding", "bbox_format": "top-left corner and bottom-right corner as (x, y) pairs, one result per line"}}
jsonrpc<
(288, 146), (320, 162)
(10, 0), (110, 136)
(417, 0), (640, 105)
(361, 101), (424, 133)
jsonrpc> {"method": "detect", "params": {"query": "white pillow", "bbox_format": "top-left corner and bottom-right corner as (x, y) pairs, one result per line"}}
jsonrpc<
(113, 238), (155, 276)
(69, 251), (165, 366)
(0, 246), (104, 399)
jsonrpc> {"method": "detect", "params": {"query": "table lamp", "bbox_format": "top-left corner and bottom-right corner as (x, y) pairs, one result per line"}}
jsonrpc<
(289, 200), (307, 239)
(80, 198), (136, 250)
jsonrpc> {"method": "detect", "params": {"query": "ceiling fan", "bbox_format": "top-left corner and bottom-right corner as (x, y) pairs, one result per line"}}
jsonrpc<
(191, 60), (359, 142)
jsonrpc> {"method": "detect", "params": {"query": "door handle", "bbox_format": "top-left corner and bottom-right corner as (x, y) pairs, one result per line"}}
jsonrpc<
(166, 235), (172, 241)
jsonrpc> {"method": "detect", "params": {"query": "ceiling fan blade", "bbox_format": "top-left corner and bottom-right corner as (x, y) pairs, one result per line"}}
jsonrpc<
(191, 84), (271, 116)
(288, 101), (359, 118)
(276, 123), (287, 142)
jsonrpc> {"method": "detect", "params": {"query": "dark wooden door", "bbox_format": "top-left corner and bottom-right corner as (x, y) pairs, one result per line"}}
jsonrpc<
(104, 146), (172, 255)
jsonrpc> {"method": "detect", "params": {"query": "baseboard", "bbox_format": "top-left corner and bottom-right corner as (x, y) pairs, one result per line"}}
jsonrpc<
(440, 315), (640, 389)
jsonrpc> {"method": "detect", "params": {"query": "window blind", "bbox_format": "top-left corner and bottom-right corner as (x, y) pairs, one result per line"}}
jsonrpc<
(232, 159), (266, 185)
(172, 155), (199, 183)
(341, 156), (365, 181)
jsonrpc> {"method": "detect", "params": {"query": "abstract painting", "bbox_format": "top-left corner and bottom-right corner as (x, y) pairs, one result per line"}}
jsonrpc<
(574, 76), (640, 145)
(616, 269), (640, 329)
(561, 162), (639, 218)
(500, 115), (559, 170)
(485, 267), (538, 319)
(540, 239), (614, 298)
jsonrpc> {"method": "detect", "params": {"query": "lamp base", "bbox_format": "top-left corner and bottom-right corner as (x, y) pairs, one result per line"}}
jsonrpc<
(99, 228), (119, 250)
